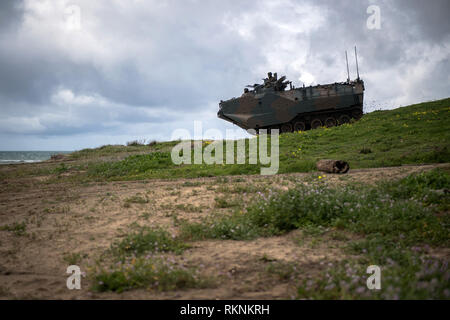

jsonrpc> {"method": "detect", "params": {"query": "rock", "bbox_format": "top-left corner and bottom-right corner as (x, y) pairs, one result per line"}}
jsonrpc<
(316, 159), (349, 174)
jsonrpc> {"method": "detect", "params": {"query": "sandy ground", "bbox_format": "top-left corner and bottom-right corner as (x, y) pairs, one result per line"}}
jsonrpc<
(0, 163), (448, 299)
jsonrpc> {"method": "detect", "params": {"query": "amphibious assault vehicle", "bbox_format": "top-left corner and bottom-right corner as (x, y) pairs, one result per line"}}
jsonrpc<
(218, 48), (364, 133)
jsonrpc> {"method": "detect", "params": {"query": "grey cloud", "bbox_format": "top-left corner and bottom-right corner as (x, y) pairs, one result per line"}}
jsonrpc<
(0, 0), (448, 150)
(395, 0), (450, 42)
(0, 0), (23, 31)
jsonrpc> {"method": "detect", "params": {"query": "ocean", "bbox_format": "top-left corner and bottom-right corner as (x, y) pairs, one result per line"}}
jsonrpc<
(0, 151), (72, 165)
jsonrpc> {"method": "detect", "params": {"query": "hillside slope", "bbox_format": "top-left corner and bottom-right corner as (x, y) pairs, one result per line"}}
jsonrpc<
(78, 98), (450, 180)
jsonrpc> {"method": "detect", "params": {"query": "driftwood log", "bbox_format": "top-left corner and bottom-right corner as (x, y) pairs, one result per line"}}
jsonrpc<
(316, 159), (349, 174)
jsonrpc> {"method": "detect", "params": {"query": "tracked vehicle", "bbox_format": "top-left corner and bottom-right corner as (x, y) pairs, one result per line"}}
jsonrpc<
(218, 48), (364, 133)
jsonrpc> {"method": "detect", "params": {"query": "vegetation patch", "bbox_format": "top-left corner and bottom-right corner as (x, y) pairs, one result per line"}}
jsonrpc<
(180, 169), (449, 298)
(214, 196), (240, 208)
(126, 139), (146, 146)
(63, 252), (86, 265)
(175, 203), (204, 213)
(111, 227), (189, 258)
(123, 194), (150, 205)
(265, 261), (300, 281)
(91, 226), (210, 293)
(0, 222), (27, 236)
(297, 248), (449, 299)
(183, 169), (448, 241)
(68, 140), (179, 160)
(93, 257), (209, 293)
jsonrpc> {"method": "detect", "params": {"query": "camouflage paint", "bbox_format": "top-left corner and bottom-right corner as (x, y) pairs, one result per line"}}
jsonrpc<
(218, 75), (364, 132)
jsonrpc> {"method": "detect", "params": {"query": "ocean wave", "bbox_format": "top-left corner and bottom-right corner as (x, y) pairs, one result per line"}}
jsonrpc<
(0, 159), (43, 164)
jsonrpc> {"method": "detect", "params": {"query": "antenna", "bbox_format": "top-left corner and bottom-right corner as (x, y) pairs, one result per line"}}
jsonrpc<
(345, 50), (350, 82)
(354, 46), (360, 80)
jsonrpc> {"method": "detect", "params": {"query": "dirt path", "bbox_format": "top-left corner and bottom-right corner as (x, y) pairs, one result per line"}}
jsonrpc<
(0, 163), (448, 299)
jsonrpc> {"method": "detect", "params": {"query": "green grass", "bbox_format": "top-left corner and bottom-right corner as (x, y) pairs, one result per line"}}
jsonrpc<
(180, 169), (449, 242)
(265, 261), (299, 281)
(0, 222), (27, 236)
(91, 227), (208, 293)
(2, 98), (448, 298)
(111, 227), (189, 258)
(63, 252), (85, 265)
(178, 169), (449, 299)
(81, 98), (450, 181)
(214, 196), (240, 208)
(175, 203), (204, 213)
(68, 140), (180, 160)
(297, 255), (449, 299)
(93, 257), (209, 293)
(123, 194), (150, 206)
(52, 163), (69, 174)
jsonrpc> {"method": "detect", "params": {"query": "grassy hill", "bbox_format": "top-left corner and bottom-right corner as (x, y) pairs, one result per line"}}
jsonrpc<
(67, 97), (450, 181)
(0, 98), (449, 300)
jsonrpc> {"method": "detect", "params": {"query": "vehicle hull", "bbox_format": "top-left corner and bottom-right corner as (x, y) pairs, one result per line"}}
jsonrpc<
(218, 80), (364, 132)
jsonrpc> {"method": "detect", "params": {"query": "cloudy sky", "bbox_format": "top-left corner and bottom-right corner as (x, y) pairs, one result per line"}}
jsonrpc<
(0, 0), (449, 150)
